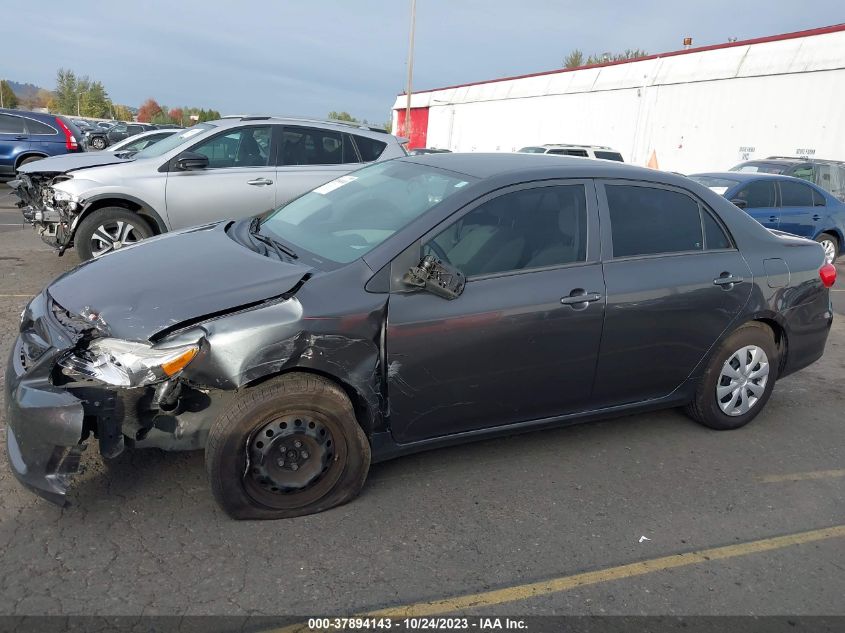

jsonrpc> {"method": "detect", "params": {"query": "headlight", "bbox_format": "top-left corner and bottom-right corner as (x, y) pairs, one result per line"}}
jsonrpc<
(59, 338), (200, 388)
(49, 188), (80, 211)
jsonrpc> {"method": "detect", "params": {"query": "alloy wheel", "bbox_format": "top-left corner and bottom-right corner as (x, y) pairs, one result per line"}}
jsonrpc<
(89, 220), (143, 257)
(819, 238), (837, 265)
(716, 345), (770, 416)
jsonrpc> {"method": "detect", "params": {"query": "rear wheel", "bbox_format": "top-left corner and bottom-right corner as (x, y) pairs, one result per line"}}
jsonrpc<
(815, 233), (839, 264)
(206, 373), (371, 520)
(74, 207), (153, 260)
(684, 322), (778, 430)
(90, 136), (107, 150)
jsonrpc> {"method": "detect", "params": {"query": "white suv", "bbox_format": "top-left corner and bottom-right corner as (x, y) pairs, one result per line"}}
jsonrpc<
(518, 144), (624, 161)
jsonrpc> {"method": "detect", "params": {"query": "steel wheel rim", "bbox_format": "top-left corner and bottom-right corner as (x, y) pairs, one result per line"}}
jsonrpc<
(243, 411), (346, 510)
(820, 239), (836, 264)
(716, 345), (769, 416)
(90, 220), (142, 257)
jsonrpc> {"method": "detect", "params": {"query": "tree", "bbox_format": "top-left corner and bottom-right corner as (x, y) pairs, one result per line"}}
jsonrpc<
(169, 107), (184, 125)
(328, 111), (359, 123)
(79, 81), (111, 118)
(585, 49), (649, 65)
(54, 68), (78, 115)
(113, 104), (133, 121)
(137, 98), (163, 123)
(563, 50), (584, 69)
(0, 80), (17, 109)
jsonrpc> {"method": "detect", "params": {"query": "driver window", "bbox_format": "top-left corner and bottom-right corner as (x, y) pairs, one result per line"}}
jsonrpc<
(425, 185), (587, 277)
(192, 126), (271, 169)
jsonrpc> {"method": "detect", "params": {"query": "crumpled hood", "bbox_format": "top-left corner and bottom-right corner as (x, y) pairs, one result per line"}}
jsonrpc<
(47, 222), (312, 340)
(17, 152), (132, 175)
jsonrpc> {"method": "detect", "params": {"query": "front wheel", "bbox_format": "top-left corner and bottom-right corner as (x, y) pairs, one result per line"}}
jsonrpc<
(815, 233), (839, 265)
(74, 207), (153, 260)
(206, 373), (371, 520)
(90, 136), (107, 150)
(684, 322), (778, 430)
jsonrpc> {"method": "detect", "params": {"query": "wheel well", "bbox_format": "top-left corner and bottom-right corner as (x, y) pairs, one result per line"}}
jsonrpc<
(82, 199), (163, 236)
(14, 152), (48, 170)
(244, 368), (375, 438)
(751, 317), (787, 371)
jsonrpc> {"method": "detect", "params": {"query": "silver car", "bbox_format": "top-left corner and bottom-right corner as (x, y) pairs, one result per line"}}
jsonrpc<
(12, 116), (407, 260)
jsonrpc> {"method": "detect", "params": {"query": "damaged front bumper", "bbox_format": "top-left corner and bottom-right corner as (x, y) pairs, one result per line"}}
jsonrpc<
(8, 175), (78, 254)
(4, 295), (86, 506)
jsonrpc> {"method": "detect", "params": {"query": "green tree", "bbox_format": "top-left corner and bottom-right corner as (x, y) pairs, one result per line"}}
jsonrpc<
(113, 104), (133, 121)
(54, 68), (78, 114)
(563, 49), (584, 69)
(0, 80), (18, 109)
(585, 49), (648, 65)
(328, 111), (359, 123)
(79, 81), (111, 118)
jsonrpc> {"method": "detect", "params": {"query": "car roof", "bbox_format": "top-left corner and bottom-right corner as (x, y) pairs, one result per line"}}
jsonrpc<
(542, 144), (617, 150)
(209, 116), (397, 140)
(400, 152), (657, 180)
(692, 172), (833, 192)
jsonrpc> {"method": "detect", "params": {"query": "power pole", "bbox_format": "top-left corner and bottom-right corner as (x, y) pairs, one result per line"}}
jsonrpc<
(404, 0), (417, 141)
(0, 80), (4, 108)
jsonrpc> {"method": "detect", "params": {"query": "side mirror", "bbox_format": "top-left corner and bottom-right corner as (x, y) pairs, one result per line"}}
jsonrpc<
(175, 151), (209, 171)
(730, 198), (748, 210)
(402, 255), (465, 300)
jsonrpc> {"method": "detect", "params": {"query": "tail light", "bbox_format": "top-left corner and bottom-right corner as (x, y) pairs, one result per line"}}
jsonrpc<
(55, 118), (78, 150)
(819, 263), (836, 288)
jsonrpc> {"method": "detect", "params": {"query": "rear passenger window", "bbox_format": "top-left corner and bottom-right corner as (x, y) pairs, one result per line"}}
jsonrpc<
(734, 181), (776, 208)
(427, 185), (587, 277)
(606, 185), (702, 257)
(548, 149), (589, 157)
(702, 210), (732, 250)
(780, 181), (814, 206)
(280, 127), (359, 165)
(25, 119), (56, 134)
(812, 188), (826, 207)
(0, 114), (26, 134)
(354, 135), (387, 162)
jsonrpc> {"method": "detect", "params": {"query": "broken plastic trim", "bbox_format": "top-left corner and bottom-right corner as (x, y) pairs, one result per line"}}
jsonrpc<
(402, 255), (465, 300)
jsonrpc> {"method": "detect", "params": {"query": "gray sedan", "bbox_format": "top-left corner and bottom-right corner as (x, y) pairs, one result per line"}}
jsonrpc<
(5, 154), (835, 519)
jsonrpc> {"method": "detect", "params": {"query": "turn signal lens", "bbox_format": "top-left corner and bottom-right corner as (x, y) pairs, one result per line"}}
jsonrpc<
(161, 346), (199, 376)
(819, 263), (836, 288)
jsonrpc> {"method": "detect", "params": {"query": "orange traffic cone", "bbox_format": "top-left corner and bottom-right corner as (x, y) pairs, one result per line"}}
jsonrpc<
(647, 150), (659, 169)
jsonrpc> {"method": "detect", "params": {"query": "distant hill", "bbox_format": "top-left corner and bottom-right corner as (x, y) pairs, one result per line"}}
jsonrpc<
(7, 80), (48, 99)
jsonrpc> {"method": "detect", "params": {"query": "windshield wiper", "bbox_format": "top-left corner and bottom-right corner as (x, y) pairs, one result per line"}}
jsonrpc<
(248, 217), (298, 260)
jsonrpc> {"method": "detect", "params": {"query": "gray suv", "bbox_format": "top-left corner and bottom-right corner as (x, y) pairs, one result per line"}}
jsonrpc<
(12, 116), (407, 260)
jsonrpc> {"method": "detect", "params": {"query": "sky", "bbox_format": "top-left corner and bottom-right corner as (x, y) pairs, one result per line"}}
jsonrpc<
(3, 1), (844, 124)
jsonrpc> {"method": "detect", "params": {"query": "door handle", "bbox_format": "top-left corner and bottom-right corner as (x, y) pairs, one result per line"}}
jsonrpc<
(15, 135), (28, 140)
(812, 214), (821, 221)
(560, 289), (602, 307)
(247, 178), (273, 186)
(713, 273), (744, 288)
(768, 215), (778, 223)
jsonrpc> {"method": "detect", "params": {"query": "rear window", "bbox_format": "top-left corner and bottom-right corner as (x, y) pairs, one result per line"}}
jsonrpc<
(518, 147), (547, 153)
(594, 151), (623, 162)
(26, 118), (57, 134)
(780, 180), (814, 207)
(548, 148), (589, 157)
(354, 135), (387, 162)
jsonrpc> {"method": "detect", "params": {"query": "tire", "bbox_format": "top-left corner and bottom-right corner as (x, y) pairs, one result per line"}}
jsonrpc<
(684, 322), (779, 430)
(206, 373), (371, 520)
(17, 155), (44, 170)
(815, 233), (839, 265)
(74, 207), (153, 261)
(90, 136), (107, 150)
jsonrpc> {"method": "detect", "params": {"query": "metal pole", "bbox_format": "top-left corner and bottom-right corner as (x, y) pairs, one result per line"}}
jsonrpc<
(404, 0), (417, 141)
(1, 80), (4, 108)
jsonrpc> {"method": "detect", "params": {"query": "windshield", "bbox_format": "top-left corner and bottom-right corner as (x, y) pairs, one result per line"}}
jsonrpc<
(730, 162), (788, 174)
(134, 123), (214, 159)
(261, 160), (473, 264)
(688, 175), (740, 189)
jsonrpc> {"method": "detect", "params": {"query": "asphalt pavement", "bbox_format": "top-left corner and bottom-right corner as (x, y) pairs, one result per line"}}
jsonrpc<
(0, 183), (842, 619)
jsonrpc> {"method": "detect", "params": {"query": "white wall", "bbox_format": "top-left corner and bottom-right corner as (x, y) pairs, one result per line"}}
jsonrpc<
(393, 28), (845, 173)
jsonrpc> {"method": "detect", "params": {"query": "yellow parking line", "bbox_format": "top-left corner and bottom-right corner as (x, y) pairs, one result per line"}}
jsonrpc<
(760, 469), (845, 483)
(271, 524), (845, 631)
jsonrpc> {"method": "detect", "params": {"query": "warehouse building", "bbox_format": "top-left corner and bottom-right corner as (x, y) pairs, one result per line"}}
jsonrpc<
(392, 23), (845, 174)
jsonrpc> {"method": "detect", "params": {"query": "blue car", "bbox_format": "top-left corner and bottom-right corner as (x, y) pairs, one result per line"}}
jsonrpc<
(0, 108), (85, 178)
(690, 172), (844, 264)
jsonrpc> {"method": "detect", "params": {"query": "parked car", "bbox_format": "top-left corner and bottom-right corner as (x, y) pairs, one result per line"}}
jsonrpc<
(5, 154), (835, 518)
(689, 172), (845, 264)
(518, 144), (624, 161)
(85, 122), (156, 150)
(11, 116), (408, 260)
(107, 128), (180, 156)
(0, 108), (84, 178)
(730, 157), (845, 202)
